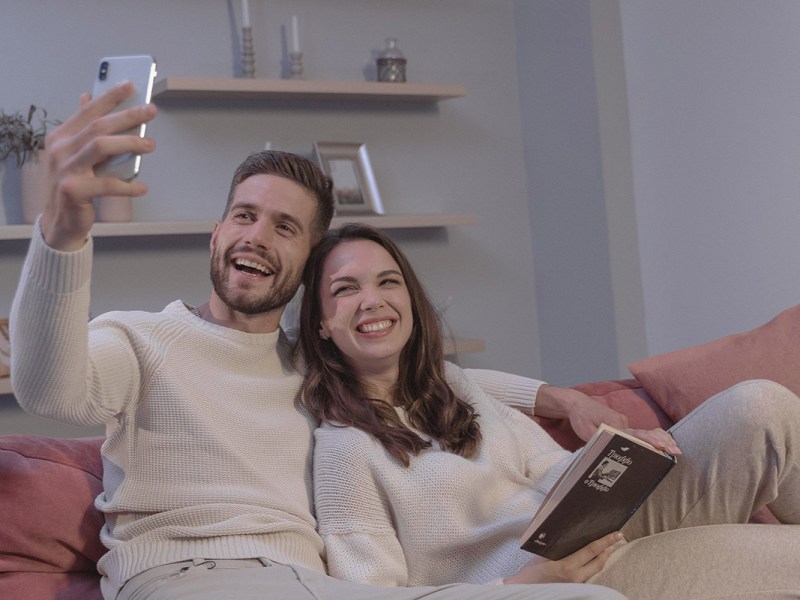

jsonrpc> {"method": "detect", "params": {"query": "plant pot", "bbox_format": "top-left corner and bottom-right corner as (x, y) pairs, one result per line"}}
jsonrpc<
(0, 319), (9, 379)
(21, 150), (50, 225)
(96, 195), (133, 222)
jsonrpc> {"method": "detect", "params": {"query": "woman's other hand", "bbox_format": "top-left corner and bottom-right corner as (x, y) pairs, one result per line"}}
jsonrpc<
(503, 531), (625, 585)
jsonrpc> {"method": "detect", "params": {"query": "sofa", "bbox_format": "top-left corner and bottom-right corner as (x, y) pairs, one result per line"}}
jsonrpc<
(2, 303), (797, 600)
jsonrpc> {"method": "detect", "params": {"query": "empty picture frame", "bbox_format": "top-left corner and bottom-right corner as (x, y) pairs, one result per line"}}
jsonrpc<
(313, 142), (384, 215)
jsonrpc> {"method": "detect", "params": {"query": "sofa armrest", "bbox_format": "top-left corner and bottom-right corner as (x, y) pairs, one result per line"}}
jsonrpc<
(0, 435), (105, 600)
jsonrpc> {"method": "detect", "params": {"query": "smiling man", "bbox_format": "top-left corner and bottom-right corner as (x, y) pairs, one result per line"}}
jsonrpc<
(9, 82), (629, 600)
(204, 169), (322, 332)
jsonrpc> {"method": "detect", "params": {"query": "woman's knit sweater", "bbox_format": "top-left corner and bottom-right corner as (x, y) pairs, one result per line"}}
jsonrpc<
(314, 362), (574, 587)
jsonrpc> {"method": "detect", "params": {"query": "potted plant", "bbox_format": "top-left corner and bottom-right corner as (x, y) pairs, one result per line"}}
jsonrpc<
(0, 105), (59, 223)
(0, 105), (56, 167)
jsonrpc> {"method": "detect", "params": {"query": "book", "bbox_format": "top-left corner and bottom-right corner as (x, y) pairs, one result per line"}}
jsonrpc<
(520, 423), (677, 560)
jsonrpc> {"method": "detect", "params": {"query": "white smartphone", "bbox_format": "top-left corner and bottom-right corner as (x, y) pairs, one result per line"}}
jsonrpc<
(92, 54), (157, 180)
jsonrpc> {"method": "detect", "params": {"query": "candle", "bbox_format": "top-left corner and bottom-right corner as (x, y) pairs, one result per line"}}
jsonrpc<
(291, 15), (300, 53)
(242, 0), (250, 28)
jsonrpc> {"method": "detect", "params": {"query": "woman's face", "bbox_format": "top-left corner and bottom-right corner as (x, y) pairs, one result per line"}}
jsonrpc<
(317, 239), (414, 378)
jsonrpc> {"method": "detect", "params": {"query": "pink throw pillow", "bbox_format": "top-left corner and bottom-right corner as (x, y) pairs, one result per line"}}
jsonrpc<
(628, 304), (800, 423)
(0, 435), (106, 575)
(0, 571), (103, 600)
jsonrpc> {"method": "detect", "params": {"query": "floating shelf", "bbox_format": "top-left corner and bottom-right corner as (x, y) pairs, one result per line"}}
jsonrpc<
(152, 77), (466, 103)
(0, 337), (485, 397)
(445, 338), (486, 355)
(0, 213), (475, 242)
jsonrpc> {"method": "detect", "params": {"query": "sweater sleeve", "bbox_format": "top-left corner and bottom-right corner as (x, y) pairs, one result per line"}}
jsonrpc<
(455, 366), (572, 494)
(313, 425), (409, 586)
(10, 221), (138, 425)
(463, 368), (545, 416)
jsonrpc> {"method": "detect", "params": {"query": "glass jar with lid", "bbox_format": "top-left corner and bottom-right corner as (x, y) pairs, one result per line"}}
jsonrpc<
(376, 38), (407, 82)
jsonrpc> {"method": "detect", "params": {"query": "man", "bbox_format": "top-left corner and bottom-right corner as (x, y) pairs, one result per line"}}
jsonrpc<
(11, 82), (627, 600)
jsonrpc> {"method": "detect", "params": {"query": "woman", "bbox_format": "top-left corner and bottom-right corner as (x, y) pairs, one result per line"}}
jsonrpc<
(300, 223), (800, 598)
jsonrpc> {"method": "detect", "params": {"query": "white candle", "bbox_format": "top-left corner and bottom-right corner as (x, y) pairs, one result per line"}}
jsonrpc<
(291, 15), (300, 53)
(242, 0), (250, 28)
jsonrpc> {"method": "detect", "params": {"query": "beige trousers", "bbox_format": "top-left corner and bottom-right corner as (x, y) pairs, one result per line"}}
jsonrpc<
(591, 379), (800, 598)
(116, 558), (626, 600)
(592, 523), (799, 599)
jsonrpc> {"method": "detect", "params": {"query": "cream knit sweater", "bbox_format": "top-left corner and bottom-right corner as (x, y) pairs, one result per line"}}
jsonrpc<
(11, 228), (325, 598)
(10, 225), (551, 598)
(314, 363), (575, 587)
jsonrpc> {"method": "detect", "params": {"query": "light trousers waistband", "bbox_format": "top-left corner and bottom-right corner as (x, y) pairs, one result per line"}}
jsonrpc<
(181, 557), (276, 570)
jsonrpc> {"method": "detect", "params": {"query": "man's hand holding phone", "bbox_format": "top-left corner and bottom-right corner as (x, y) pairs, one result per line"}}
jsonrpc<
(41, 73), (157, 251)
(91, 55), (157, 181)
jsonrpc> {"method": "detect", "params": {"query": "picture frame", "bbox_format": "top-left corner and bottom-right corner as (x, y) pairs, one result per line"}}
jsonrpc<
(313, 142), (384, 215)
(0, 319), (9, 378)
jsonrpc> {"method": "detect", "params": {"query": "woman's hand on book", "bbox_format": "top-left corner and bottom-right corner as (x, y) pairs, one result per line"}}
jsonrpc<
(625, 428), (682, 456)
(503, 531), (625, 585)
(535, 385), (629, 442)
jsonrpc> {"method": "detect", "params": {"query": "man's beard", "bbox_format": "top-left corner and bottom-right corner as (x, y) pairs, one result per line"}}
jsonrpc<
(209, 245), (302, 315)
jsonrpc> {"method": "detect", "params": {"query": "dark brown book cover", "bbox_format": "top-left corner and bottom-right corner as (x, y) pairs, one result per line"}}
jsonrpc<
(520, 424), (676, 560)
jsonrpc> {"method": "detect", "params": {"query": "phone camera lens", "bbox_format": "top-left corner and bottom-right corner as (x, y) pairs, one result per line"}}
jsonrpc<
(99, 61), (109, 81)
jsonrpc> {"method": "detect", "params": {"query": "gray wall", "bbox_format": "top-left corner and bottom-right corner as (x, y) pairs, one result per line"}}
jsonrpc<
(1, 0), (543, 435)
(6, 0), (800, 437)
(619, 0), (800, 355)
(515, 0), (624, 385)
(517, 0), (800, 384)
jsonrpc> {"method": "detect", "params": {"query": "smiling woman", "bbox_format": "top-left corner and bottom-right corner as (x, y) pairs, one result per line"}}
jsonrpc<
(317, 237), (414, 387)
(300, 223), (482, 466)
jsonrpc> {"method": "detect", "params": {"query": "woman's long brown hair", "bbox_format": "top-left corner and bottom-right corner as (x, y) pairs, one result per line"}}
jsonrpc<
(299, 223), (481, 466)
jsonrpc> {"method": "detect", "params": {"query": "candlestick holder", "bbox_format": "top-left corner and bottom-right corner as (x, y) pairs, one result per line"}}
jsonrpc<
(290, 51), (304, 79)
(241, 26), (256, 78)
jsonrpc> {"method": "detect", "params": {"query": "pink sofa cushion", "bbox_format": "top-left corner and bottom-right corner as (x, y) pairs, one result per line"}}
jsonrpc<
(0, 571), (103, 600)
(628, 303), (800, 423)
(0, 435), (106, 577)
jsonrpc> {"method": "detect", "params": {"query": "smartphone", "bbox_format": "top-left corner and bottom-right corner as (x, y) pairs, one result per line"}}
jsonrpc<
(92, 54), (157, 180)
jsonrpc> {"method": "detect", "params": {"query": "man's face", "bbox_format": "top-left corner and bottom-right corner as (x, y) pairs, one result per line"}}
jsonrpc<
(209, 174), (317, 317)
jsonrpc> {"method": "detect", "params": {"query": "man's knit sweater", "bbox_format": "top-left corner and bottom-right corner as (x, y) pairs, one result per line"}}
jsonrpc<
(11, 227), (327, 597)
(314, 363), (574, 587)
(10, 225), (547, 598)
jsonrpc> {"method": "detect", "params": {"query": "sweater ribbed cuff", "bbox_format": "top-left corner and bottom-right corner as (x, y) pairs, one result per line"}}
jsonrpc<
(463, 368), (545, 416)
(25, 217), (93, 295)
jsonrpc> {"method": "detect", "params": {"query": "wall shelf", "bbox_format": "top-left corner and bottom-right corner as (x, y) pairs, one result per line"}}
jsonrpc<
(152, 77), (466, 103)
(0, 213), (475, 242)
(445, 338), (486, 355)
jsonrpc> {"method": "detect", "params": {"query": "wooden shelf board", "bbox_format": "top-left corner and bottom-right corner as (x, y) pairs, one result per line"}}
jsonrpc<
(0, 214), (475, 241)
(444, 338), (486, 356)
(152, 77), (466, 103)
(332, 213), (475, 229)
